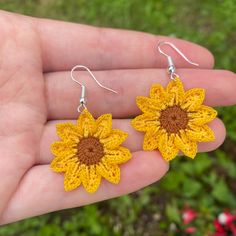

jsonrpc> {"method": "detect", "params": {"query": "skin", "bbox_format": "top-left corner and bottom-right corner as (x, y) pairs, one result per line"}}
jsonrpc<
(0, 10), (235, 225)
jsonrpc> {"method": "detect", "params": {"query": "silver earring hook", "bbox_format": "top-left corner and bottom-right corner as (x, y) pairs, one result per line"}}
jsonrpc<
(70, 65), (118, 112)
(157, 41), (199, 80)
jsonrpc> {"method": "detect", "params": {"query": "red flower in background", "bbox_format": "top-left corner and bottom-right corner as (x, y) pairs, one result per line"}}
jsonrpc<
(218, 212), (236, 225)
(185, 227), (197, 234)
(178, 207), (236, 235)
(213, 211), (236, 236)
(182, 207), (197, 225)
(182, 206), (197, 234)
(214, 219), (226, 236)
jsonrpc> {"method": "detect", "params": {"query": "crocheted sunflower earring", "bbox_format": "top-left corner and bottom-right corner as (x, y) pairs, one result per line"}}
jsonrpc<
(50, 65), (131, 193)
(131, 42), (217, 161)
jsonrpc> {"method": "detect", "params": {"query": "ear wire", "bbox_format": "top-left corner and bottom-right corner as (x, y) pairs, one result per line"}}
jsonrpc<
(70, 65), (118, 112)
(157, 41), (199, 80)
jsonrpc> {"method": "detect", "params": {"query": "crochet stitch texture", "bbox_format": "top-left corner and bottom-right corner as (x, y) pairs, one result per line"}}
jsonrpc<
(51, 109), (131, 193)
(131, 78), (217, 161)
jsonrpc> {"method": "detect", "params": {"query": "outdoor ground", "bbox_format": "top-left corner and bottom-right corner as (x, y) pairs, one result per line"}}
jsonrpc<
(0, 0), (235, 235)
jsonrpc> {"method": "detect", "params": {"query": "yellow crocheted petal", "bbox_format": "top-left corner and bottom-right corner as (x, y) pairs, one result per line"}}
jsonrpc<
(175, 131), (197, 159)
(158, 133), (179, 161)
(186, 124), (215, 142)
(50, 141), (76, 157)
(188, 105), (217, 125)
(97, 162), (120, 184)
(166, 78), (185, 106)
(103, 147), (131, 165)
(94, 113), (112, 139)
(101, 129), (128, 150)
(50, 155), (78, 172)
(77, 109), (96, 137)
(80, 165), (101, 193)
(150, 84), (166, 102)
(181, 88), (205, 111)
(64, 163), (81, 191)
(56, 123), (82, 142)
(143, 127), (161, 151)
(136, 96), (162, 113)
(131, 113), (160, 132)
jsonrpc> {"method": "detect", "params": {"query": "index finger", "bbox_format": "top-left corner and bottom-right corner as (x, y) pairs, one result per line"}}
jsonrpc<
(35, 19), (214, 72)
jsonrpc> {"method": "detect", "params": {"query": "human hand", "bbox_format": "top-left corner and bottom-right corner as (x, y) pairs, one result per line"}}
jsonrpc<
(0, 10), (235, 225)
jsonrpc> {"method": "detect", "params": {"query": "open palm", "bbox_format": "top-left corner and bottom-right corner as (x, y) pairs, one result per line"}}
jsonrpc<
(0, 10), (235, 225)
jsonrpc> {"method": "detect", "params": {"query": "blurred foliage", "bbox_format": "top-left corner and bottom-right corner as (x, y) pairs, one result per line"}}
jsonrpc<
(0, 0), (235, 235)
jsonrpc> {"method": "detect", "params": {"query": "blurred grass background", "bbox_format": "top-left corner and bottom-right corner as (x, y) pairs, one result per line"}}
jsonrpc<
(0, 0), (235, 235)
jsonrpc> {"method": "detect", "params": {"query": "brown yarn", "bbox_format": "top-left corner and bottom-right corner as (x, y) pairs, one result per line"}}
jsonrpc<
(76, 137), (104, 165)
(160, 105), (189, 134)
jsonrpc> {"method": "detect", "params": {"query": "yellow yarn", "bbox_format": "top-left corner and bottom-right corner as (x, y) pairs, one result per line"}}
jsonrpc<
(51, 109), (131, 193)
(132, 78), (217, 161)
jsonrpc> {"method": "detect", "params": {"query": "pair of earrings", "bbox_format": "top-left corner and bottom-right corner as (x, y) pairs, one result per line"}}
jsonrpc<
(50, 42), (217, 193)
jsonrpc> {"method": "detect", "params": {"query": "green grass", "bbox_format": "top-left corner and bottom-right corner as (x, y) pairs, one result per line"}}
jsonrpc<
(0, 0), (236, 235)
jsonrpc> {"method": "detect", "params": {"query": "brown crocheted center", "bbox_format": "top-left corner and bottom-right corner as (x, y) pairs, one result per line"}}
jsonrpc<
(76, 137), (104, 165)
(160, 105), (189, 134)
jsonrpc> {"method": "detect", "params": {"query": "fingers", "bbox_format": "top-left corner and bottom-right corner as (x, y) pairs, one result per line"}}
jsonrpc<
(45, 69), (236, 119)
(38, 118), (225, 165)
(0, 151), (169, 224)
(35, 19), (214, 72)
